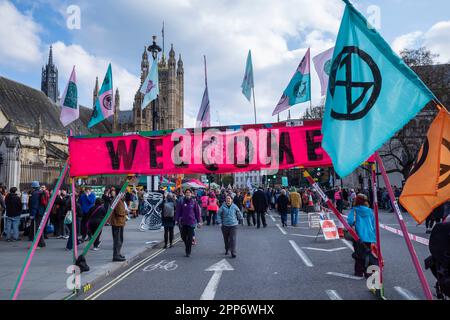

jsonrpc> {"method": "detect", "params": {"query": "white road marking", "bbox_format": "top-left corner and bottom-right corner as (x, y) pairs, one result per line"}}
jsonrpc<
(341, 239), (354, 252)
(86, 238), (182, 300)
(269, 215), (276, 222)
(394, 287), (419, 300)
(291, 233), (323, 238)
(326, 290), (343, 300)
(289, 240), (313, 267)
(276, 224), (287, 235)
(200, 259), (234, 300)
(302, 247), (347, 252)
(327, 272), (364, 280)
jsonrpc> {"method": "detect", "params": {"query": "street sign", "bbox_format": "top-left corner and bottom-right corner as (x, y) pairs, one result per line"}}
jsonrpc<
(308, 213), (321, 229)
(320, 220), (340, 240)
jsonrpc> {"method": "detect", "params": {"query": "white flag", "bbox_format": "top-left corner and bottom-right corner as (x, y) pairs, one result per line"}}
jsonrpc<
(60, 66), (79, 127)
(312, 47), (334, 97)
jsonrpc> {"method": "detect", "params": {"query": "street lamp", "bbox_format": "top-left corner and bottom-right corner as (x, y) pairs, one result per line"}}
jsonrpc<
(147, 36), (162, 191)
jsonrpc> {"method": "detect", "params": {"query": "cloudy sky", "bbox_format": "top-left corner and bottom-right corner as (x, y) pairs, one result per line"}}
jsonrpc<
(0, 0), (449, 128)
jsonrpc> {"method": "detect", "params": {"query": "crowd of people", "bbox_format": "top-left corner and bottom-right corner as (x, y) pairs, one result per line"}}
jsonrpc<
(1, 180), (449, 272)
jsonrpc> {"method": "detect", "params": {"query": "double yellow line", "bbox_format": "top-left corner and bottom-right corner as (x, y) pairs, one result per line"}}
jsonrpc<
(85, 237), (181, 300)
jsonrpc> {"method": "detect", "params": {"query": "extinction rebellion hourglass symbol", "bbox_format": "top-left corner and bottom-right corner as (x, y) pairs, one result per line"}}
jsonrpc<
(329, 46), (382, 121)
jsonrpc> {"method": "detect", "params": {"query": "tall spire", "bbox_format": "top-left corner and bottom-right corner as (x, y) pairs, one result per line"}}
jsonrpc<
(93, 77), (99, 107)
(168, 43), (176, 68)
(41, 46), (59, 102)
(48, 45), (53, 65)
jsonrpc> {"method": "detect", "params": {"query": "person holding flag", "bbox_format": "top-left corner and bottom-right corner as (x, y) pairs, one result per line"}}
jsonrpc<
(322, 0), (438, 300)
(60, 66), (79, 127)
(88, 64), (114, 128)
(273, 48), (311, 116)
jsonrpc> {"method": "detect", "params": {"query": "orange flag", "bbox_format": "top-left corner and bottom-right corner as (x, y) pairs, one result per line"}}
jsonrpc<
(400, 108), (450, 223)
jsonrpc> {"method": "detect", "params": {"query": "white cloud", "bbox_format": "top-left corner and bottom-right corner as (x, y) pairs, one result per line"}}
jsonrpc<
(0, 0), (43, 68)
(52, 42), (140, 110)
(424, 21), (450, 63)
(392, 31), (424, 53)
(68, 0), (344, 128)
(392, 21), (450, 63)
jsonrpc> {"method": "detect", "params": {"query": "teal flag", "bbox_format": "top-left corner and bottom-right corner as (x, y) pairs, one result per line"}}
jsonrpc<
(322, 0), (436, 177)
(140, 57), (159, 108)
(88, 64), (114, 128)
(241, 50), (254, 102)
(273, 48), (311, 116)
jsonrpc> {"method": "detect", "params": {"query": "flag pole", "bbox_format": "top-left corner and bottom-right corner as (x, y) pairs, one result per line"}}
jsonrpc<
(375, 152), (433, 300)
(252, 87), (257, 124)
(369, 161), (385, 299)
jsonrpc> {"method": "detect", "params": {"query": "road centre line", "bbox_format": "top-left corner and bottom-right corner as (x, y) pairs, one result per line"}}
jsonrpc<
(341, 239), (354, 252)
(326, 290), (343, 300)
(276, 224), (287, 235)
(86, 238), (182, 300)
(289, 240), (313, 267)
(394, 286), (419, 300)
(326, 272), (364, 280)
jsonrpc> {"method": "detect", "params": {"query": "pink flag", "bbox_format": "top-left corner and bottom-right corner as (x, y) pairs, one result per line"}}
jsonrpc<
(312, 47), (334, 96)
(59, 66), (79, 127)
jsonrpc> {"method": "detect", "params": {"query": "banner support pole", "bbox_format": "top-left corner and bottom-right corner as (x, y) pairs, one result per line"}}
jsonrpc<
(11, 160), (69, 300)
(369, 161), (385, 299)
(302, 168), (360, 242)
(375, 152), (433, 300)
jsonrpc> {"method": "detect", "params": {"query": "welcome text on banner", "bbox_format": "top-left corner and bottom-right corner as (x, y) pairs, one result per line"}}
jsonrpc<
(68, 121), (332, 177)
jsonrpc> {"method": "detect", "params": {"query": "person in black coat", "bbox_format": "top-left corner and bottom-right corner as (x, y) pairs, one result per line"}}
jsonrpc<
(252, 187), (269, 228)
(5, 187), (22, 241)
(276, 189), (290, 227)
(86, 198), (107, 250)
(66, 197), (82, 250)
(162, 193), (176, 248)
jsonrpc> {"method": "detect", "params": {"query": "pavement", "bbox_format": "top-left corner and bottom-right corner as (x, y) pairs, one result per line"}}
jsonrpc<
(74, 208), (438, 301)
(0, 217), (173, 300)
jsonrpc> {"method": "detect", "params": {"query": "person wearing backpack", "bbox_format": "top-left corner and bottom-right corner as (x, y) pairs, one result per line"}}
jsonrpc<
(206, 192), (219, 226)
(86, 198), (107, 251)
(242, 191), (255, 226)
(217, 195), (243, 258)
(162, 193), (176, 249)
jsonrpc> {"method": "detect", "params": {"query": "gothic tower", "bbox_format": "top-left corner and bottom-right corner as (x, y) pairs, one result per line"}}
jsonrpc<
(41, 46), (59, 103)
(131, 37), (184, 132)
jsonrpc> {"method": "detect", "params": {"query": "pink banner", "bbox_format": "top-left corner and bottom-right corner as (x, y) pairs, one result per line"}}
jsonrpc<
(69, 121), (333, 177)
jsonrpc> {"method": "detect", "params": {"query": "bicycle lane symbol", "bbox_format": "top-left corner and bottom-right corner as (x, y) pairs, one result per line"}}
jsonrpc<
(143, 260), (178, 272)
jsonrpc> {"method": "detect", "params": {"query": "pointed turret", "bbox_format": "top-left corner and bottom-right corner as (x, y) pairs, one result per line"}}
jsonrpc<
(93, 77), (99, 107)
(114, 88), (120, 131)
(168, 44), (176, 68)
(48, 45), (54, 66)
(177, 54), (184, 73)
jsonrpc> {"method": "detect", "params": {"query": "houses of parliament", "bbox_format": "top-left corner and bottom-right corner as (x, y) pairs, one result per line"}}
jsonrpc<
(0, 37), (184, 189)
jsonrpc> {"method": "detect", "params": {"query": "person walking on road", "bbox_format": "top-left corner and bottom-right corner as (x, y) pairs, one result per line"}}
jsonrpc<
(347, 194), (377, 278)
(243, 191), (255, 226)
(200, 193), (209, 226)
(29, 181), (45, 247)
(276, 189), (290, 227)
(252, 187), (268, 229)
(175, 189), (202, 257)
(206, 192), (219, 226)
(217, 195), (243, 258)
(110, 190), (127, 262)
(289, 188), (302, 227)
(162, 193), (176, 249)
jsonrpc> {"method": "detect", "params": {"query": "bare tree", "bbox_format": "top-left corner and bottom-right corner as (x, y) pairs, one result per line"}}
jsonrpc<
(400, 47), (439, 67)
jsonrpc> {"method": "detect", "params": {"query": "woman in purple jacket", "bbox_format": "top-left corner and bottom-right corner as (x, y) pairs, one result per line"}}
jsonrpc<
(175, 189), (202, 257)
